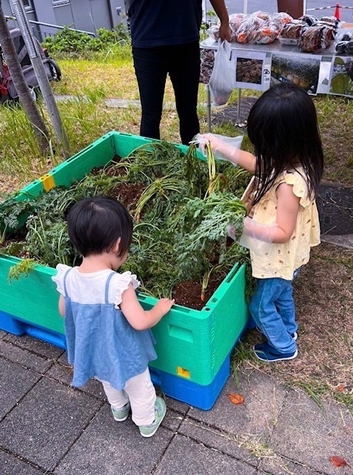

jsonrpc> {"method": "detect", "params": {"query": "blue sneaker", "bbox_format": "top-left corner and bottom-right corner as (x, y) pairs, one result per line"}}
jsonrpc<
(256, 326), (298, 341)
(254, 342), (298, 362)
(139, 397), (166, 438)
(111, 402), (130, 422)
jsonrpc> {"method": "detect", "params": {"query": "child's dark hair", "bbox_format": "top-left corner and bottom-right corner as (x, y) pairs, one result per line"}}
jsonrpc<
(247, 83), (324, 205)
(67, 196), (133, 257)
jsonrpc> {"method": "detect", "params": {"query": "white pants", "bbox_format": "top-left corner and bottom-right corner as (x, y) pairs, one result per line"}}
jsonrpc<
(99, 368), (156, 426)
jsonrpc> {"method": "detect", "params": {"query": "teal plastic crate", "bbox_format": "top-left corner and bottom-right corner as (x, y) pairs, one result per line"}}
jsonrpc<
(0, 131), (249, 387)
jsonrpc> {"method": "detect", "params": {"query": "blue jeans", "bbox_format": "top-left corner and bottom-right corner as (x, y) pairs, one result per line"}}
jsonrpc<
(249, 275), (299, 353)
(132, 41), (200, 145)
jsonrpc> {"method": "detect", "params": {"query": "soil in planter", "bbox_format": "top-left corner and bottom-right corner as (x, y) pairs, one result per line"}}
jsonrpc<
(173, 274), (220, 310)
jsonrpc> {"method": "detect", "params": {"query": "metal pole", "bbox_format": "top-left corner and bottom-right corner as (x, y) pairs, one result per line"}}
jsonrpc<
(206, 84), (212, 133)
(243, 0), (248, 14)
(202, 0), (207, 22)
(5, 16), (96, 37)
(9, 0), (71, 157)
(236, 88), (241, 125)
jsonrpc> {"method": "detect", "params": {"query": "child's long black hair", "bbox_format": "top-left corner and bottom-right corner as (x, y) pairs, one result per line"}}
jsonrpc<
(247, 83), (324, 206)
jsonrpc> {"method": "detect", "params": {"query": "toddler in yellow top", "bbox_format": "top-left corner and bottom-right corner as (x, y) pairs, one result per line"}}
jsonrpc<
(201, 82), (324, 362)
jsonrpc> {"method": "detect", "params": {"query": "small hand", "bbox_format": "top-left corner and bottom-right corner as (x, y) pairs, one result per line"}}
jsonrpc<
(156, 298), (174, 316)
(198, 133), (227, 154)
(202, 133), (238, 162)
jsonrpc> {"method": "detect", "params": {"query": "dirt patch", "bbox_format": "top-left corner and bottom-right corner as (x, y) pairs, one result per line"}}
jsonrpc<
(211, 97), (258, 127)
(173, 274), (220, 310)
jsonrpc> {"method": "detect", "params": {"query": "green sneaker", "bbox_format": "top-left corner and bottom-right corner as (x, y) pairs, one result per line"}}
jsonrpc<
(111, 402), (130, 422)
(139, 397), (166, 438)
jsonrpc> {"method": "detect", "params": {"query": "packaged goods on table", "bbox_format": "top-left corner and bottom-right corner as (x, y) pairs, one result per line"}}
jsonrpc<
(335, 29), (353, 55)
(278, 20), (307, 45)
(297, 15), (338, 53)
(236, 17), (279, 44)
(229, 13), (246, 40)
(207, 11), (292, 44)
(298, 24), (336, 52)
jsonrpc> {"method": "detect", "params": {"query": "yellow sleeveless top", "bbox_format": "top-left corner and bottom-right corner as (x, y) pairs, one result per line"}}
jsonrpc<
(242, 167), (320, 280)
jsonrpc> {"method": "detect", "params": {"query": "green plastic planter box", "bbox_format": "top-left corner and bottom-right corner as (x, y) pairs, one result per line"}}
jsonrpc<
(0, 132), (249, 402)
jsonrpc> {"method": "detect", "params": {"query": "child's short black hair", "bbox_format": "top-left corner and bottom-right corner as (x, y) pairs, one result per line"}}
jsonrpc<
(67, 196), (133, 257)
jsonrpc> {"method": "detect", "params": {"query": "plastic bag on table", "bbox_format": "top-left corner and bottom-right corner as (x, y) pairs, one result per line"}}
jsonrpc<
(255, 22), (281, 44)
(229, 13), (246, 41)
(208, 40), (235, 106)
(278, 20), (306, 45)
(207, 14), (246, 42)
(236, 17), (266, 43)
(236, 14), (280, 44)
(207, 24), (221, 41)
(334, 28), (353, 54)
(271, 11), (293, 29)
(298, 25), (333, 52)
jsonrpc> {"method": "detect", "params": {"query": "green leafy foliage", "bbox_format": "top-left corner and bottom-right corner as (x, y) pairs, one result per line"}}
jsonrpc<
(0, 196), (37, 236)
(42, 26), (92, 54)
(42, 24), (131, 54)
(8, 258), (36, 281)
(174, 192), (246, 282)
(0, 141), (250, 302)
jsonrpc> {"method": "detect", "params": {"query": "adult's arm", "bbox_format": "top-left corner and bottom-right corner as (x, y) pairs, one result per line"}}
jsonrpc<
(209, 0), (231, 41)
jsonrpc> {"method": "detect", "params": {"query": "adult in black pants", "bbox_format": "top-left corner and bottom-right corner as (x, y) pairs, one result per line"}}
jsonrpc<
(127, 0), (231, 145)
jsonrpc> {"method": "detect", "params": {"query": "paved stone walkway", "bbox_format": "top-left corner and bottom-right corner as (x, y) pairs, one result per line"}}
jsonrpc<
(1, 330), (352, 474)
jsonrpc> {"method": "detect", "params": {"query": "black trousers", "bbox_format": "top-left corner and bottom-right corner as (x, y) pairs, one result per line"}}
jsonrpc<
(132, 41), (200, 145)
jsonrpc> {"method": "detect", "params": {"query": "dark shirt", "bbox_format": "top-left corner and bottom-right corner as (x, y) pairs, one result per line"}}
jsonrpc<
(128, 0), (203, 47)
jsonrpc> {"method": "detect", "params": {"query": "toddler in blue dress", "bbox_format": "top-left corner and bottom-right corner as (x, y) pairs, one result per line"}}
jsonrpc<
(52, 196), (174, 438)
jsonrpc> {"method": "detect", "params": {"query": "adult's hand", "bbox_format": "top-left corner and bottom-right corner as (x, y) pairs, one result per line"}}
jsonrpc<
(218, 22), (232, 42)
(210, 0), (232, 41)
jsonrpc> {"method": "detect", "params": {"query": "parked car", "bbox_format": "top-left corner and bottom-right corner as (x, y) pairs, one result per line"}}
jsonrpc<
(0, 28), (61, 102)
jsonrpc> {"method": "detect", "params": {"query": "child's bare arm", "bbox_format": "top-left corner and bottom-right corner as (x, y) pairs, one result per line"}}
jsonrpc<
(274, 183), (300, 243)
(120, 284), (174, 330)
(58, 295), (65, 317)
(201, 133), (256, 173)
(238, 184), (299, 248)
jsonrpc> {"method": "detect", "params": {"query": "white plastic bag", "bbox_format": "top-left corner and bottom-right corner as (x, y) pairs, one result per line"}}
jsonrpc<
(209, 40), (235, 106)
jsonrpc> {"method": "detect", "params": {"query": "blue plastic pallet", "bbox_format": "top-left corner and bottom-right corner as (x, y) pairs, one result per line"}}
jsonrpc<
(150, 351), (232, 410)
(0, 310), (66, 349)
(0, 309), (228, 410)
